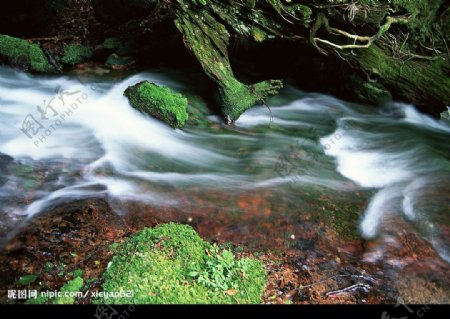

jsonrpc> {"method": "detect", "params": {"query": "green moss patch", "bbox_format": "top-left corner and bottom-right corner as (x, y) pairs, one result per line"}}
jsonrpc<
(98, 223), (266, 304)
(53, 277), (84, 304)
(124, 81), (189, 128)
(0, 34), (54, 73)
(60, 43), (93, 66)
(26, 277), (84, 305)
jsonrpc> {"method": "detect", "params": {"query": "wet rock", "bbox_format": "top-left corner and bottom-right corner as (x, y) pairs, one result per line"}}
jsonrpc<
(0, 153), (13, 185)
(0, 35), (56, 73)
(105, 53), (134, 70)
(440, 108), (450, 123)
(124, 81), (189, 128)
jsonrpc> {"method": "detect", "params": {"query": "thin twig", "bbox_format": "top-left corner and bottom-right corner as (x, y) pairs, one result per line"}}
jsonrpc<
(25, 36), (78, 42)
(297, 274), (374, 290)
(325, 283), (371, 297)
(263, 100), (274, 128)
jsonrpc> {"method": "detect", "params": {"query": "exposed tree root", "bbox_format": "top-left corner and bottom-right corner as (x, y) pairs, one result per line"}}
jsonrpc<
(312, 14), (409, 53)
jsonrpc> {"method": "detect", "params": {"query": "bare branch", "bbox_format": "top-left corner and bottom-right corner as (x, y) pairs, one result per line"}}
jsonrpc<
(312, 15), (409, 52)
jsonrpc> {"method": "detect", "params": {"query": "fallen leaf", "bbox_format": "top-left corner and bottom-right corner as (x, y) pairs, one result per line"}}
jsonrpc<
(225, 289), (237, 296)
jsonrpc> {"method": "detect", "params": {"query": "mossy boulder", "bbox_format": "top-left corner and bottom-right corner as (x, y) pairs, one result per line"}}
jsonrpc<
(59, 43), (93, 66)
(98, 223), (267, 304)
(0, 35), (55, 73)
(124, 81), (189, 128)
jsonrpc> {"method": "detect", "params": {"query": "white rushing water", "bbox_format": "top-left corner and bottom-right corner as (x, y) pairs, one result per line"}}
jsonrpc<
(0, 66), (449, 261)
(320, 103), (450, 261)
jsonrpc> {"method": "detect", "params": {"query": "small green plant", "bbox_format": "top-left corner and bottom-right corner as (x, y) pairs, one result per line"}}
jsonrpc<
(53, 277), (84, 305)
(16, 275), (37, 285)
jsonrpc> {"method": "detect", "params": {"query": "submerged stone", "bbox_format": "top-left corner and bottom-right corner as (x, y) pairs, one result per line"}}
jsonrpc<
(105, 53), (135, 70)
(124, 81), (189, 128)
(0, 35), (55, 73)
(440, 108), (450, 123)
(98, 223), (267, 304)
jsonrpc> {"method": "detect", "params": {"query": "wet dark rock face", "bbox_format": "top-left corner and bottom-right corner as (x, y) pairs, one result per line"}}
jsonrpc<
(91, 0), (158, 24)
(0, 1), (68, 37)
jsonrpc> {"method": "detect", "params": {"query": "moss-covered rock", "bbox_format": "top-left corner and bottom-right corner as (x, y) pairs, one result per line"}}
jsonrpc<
(0, 35), (55, 73)
(59, 43), (93, 66)
(98, 223), (266, 304)
(124, 81), (189, 128)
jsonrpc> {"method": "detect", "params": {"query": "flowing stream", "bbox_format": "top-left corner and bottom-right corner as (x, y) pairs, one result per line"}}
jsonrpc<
(0, 66), (449, 264)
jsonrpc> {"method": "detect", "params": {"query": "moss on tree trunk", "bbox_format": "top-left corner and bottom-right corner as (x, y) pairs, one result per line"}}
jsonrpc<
(174, 0), (283, 123)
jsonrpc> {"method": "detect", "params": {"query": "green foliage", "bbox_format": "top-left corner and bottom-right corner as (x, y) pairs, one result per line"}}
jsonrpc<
(26, 277), (84, 305)
(190, 0), (207, 5)
(53, 277), (84, 304)
(0, 35), (54, 73)
(71, 268), (84, 278)
(98, 223), (267, 304)
(325, 0), (442, 43)
(251, 27), (267, 42)
(285, 4), (312, 20)
(60, 43), (93, 66)
(16, 275), (37, 285)
(124, 81), (189, 128)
